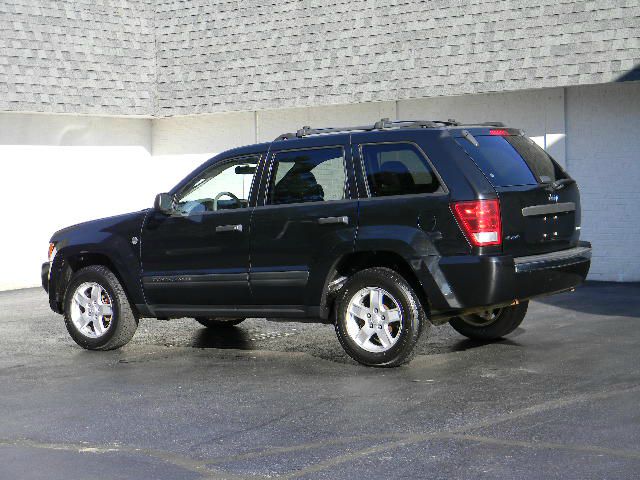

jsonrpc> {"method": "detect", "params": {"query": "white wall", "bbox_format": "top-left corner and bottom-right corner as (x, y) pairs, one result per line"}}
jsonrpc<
(565, 82), (640, 281)
(398, 88), (567, 166)
(256, 102), (396, 143)
(2, 82), (638, 290)
(0, 114), (200, 290)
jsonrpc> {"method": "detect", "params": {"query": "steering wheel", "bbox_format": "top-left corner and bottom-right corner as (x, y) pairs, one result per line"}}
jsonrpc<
(213, 191), (241, 211)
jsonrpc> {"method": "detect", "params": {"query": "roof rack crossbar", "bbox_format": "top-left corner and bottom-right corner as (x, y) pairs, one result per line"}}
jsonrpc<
(274, 118), (461, 141)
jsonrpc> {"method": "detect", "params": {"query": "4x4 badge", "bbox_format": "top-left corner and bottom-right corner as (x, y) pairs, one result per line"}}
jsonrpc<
(548, 194), (559, 203)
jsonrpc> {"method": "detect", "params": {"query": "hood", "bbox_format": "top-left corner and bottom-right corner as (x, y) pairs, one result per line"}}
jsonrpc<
(50, 209), (149, 244)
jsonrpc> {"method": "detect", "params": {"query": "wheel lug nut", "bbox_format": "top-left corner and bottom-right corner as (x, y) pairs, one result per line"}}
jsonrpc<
(378, 325), (382, 329)
(367, 313), (371, 318)
(381, 316), (385, 320)
(374, 308), (378, 313)
(369, 323), (373, 328)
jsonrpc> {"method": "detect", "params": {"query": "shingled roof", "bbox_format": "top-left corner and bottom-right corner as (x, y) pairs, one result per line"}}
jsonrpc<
(2, 0), (639, 117)
(0, 0), (155, 116)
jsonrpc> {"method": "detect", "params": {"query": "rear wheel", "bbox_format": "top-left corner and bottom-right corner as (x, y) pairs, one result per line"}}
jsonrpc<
(449, 301), (528, 340)
(334, 267), (427, 367)
(64, 266), (138, 350)
(194, 318), (244, 328)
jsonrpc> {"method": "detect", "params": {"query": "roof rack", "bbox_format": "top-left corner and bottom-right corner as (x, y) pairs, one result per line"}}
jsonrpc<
(274, 118), (462, 141)
(476, 121), (505, 127)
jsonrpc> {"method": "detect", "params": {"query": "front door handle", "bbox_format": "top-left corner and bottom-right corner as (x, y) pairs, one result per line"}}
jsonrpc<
(317, 216), (349, 225)
(216, 224), (243, 233)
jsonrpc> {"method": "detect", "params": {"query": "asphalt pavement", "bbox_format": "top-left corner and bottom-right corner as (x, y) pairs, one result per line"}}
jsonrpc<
(0, 282), (639, 479)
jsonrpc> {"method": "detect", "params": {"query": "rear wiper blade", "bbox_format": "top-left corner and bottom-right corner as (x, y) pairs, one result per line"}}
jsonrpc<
(550, 178), (575, 190)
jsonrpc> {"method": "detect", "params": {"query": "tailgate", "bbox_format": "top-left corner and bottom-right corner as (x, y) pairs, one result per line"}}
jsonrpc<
(496, 183), (581, 256)
(455, 131), (581, 256)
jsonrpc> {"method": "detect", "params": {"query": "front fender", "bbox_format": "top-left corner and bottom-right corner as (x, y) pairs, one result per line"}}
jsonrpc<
(48, 211), (148, 312)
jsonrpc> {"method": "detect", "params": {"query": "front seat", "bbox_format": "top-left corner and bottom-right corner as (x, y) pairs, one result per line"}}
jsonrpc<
(272, 166), (325, 204)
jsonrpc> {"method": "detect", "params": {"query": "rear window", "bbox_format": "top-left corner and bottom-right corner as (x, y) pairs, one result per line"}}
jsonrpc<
(457, 135), (567, 187)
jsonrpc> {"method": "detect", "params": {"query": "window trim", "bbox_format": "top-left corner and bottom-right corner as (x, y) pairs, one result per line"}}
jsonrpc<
(173, 154), (262, 216)
(261, 144), (351, 207)
(357, 141), (449, 199)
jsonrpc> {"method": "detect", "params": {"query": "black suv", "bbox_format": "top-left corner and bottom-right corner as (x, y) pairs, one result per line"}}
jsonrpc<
(42, 119), (591, 367)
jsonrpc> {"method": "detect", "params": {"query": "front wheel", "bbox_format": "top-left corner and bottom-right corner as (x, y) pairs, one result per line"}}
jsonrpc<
(449, 301), (528, 340)
(334, 267), (428, 367)
(64, 266), (138, 350)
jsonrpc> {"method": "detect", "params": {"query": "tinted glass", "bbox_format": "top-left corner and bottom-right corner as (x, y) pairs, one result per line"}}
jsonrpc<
(175, 157), (258, 214)
(457, 136), (537, 187)
(361, 143), (440, 197)
(457, 135), (567, 187)
(268, 147), (346, 205)
(505, 135), (566, 183)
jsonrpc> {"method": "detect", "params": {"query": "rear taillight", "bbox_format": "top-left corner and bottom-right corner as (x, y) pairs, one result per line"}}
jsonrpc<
(451, 200), (502, 247)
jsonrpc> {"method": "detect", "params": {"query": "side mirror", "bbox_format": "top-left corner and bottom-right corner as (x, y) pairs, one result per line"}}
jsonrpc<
(154, 193), (175, 214)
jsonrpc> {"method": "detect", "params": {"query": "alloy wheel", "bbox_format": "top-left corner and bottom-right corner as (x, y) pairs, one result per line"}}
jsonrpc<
(69, 282), (114, 338)
(345, 287), (403, 353)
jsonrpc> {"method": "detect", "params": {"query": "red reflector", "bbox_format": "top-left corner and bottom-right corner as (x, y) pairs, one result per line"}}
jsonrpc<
(451, 200), (502, 247)
(489, 129), (510, 136)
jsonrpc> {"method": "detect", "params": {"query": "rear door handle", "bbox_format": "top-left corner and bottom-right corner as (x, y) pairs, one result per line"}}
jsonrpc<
(317, 216), (349, 225)
(216, 224), (243, 233)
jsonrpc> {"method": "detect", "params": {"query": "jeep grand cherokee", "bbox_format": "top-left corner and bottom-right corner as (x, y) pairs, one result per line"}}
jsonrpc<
(42, 119), (591, 367)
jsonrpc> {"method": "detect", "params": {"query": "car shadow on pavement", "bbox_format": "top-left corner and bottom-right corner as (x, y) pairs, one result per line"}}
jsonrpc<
(191, 326), (253, 350)
(446, 336), (522, 353)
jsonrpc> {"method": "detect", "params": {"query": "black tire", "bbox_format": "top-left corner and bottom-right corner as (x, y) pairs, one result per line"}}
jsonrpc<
(194, 317), (245, 328)
(334, 267), (428, 367)
(63, 266), (138, 350)
(449, 301), (528, 340)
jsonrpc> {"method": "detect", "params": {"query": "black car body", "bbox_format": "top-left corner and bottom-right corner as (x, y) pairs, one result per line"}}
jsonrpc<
(43, 119), (591, 366)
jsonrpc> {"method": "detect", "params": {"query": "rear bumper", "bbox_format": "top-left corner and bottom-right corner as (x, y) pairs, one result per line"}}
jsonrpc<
(41, 262), (50, 293)
(437, 242), (591, 310)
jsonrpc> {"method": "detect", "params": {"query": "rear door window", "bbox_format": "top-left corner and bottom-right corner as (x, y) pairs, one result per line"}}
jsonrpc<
(457, 135), (566, 187)
(267, 147), (346, 205)
(360, 143), (441, 197)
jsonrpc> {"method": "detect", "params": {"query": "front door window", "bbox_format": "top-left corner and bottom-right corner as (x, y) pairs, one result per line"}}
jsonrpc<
(175, 158), (258, 215)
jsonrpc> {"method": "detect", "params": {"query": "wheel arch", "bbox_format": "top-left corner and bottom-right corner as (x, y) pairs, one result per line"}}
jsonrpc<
(321, 250), (431, 320)
(50, 250), (141, 318)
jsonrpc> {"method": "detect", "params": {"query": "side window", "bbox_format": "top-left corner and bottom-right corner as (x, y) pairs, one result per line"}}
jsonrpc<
(175, 157), (258, 215)
(267, 147), (346, 205)
(361, 143), (441, 197)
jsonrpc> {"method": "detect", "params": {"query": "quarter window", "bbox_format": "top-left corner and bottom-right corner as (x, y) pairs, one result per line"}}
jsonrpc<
(361, 143), (441, 197)
(268, 147), (346, 205)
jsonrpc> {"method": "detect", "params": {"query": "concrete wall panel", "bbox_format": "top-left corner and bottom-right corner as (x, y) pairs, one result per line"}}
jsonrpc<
(566, 82), (640, 281)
